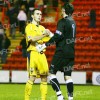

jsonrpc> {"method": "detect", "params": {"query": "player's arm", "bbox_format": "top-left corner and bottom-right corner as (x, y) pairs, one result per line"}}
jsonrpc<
(46, 20), (64, 46)
(36, 20), (65, 53)
(28, 34), (47, 42)
(27, 29), (49, 42)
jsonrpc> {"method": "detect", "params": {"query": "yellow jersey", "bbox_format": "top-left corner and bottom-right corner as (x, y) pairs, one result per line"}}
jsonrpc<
(25, 23), (50, 52)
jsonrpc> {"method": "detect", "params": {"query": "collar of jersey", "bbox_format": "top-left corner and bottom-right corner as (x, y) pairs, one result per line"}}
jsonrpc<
(31, 22), (39, 27)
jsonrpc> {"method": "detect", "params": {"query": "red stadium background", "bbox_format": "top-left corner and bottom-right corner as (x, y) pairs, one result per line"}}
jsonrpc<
(0, 0), (100, 85)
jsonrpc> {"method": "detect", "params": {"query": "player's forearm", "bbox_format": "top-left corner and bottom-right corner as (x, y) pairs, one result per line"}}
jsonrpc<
(31, 34), (46, 42)
(46, 34), (64, 46)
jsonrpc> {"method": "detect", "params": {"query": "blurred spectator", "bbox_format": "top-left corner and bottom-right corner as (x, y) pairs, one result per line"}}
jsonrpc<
(43, 0), (48, 6)
(20, 34), (27, 57)
(0, 34), (11, 64)
(19, 5), (27, 14)
(17, 8), (27, 35)
(6, 3), (18, 39)
(43, 0), (48, 8)
(89, 9), (96, 28)
(0, 0), (3, 6)
(28, 0), (35, 19)
(20, 0), (29, 14)
(52, 0), (58, 11)
(28, 0), (35, 11)
(20, 4), (27, 13)
(43, 0), (48, 15)
(36, 0), (44, 10)
(0, 8), (2, 21)
(13, 0), (21, 10)
(61, 0), (70, 3)
(0, 21), (4, 37)
(4, 0), (10, 7)
(0, 22), (4, 63)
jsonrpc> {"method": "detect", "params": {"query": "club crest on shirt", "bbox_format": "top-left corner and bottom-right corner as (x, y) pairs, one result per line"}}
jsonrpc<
(30, 68), (34, 74)
(28, 36), (31, 39)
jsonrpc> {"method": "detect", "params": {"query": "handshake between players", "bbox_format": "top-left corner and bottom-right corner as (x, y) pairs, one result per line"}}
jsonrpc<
(36, 29), (54, 53)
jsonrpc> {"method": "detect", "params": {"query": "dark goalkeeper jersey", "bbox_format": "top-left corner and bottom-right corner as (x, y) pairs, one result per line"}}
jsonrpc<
(47, 16), (76, 58)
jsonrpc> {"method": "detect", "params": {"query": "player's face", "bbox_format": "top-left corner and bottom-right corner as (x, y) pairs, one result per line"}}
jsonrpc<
(32, 10), (42, 23)
(61, 8), (66, 18)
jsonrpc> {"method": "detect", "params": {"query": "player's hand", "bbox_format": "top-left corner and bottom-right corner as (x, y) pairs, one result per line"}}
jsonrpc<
(36, 44), (46, 53)
(49, 32), (54, 37)
(43, 29), (51, 36)
(43, 29), (54, 37)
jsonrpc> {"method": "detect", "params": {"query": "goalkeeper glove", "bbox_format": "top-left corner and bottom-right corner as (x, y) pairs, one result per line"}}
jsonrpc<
(49, 32), (54, 38)
(36, 44), (46, 53)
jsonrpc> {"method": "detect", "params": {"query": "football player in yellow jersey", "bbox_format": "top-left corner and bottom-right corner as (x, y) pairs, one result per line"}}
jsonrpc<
(25, 8), (52, 100)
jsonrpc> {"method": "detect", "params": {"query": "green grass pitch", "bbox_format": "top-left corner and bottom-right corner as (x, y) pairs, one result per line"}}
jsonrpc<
(0, 84), (100, 100)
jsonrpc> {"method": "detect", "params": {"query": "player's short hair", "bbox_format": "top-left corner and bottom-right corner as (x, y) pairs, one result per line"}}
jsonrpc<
(32, 8), (41, 15)
(62, 3), (74, 15)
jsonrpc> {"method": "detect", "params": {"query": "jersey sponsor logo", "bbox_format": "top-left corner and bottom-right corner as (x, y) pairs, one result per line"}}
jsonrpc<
(28, 36), (32, 39)
(56, 30), (62, 35)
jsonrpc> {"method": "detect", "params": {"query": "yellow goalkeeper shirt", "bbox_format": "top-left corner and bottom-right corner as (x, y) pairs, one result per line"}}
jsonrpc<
(25, 23), (50, 52)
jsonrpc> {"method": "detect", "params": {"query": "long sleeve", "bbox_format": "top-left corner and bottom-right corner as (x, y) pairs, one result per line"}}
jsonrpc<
(46, 19), (64, 46)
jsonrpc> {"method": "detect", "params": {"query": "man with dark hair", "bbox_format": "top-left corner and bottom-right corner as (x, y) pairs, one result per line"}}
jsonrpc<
(28, 0), (35, 19)
(20, 34), (27, 57)
(0, 34), (11, 63)
(89, 9), (96, 28)
(20, 0), (29, 14)
(25, 8), (51, 100)
(6, 3), (18, 39)
(37, 2), (76, 100)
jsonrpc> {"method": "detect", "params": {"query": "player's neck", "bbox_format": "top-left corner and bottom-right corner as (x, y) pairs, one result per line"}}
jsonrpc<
(32, 20), (39, 26)
(63, 15), (68, 18)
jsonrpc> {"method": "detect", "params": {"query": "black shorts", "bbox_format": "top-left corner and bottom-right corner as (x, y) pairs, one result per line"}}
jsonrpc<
(49, 56), (74, 76)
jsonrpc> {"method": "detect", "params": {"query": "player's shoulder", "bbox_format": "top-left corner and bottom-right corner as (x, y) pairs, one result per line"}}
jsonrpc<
(57, 18), (65, 27)
(66, 16), (75, 22)
(39, 25), (45, 30)
(26, 23), (36, 29)
(63, 16), (76, 25)
(25, 23), (37, 33)
(58, 18), (65, 24)
(58, 18), (64, 23)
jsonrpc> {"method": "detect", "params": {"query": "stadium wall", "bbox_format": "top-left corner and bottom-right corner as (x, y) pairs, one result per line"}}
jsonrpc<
(0, 70), (100, 85)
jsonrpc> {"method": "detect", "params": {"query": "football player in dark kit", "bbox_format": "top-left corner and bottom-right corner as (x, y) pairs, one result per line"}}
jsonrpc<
(36, 2), (76, 100)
